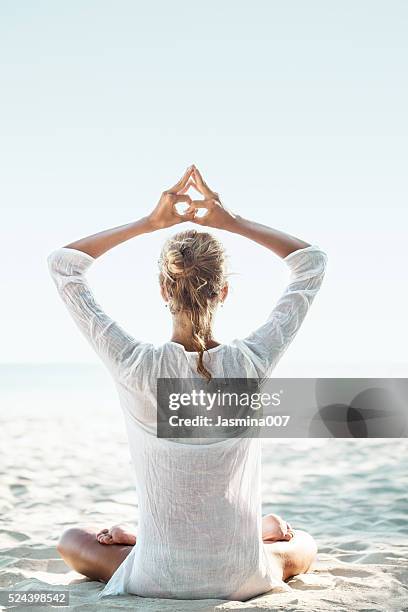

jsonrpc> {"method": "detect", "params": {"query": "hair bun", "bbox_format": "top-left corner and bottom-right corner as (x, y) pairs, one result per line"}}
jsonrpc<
(180, 245), (194, 264)
(165, 243), (196, 277)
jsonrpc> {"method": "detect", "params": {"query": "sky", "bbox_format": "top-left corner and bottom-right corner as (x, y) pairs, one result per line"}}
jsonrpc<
(0, 0), (407, 376)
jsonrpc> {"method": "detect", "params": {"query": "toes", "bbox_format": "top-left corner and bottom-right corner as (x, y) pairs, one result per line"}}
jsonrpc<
(262, 514), (296, 542)
(98, 534), (113, 545)
(110, 527), (137, 546)
(277, 519), (288, 538)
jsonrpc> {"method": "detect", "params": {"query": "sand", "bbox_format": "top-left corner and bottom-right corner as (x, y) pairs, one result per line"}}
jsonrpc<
(1, 370), (407, 611)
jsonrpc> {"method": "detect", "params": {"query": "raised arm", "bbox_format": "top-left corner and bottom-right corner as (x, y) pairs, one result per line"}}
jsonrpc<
(63, 166), (197, 258)
(189, 166), (311, 257)
(190, 166), (327, 376)
(47, 167), (199, 379)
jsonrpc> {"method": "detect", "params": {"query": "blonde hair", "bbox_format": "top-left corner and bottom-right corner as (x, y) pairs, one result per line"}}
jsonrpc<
(159, 229), (226, 381)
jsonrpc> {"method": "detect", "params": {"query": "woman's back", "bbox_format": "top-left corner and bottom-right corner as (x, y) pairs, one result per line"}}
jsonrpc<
(48, 234), (327, 600)
(106, 342), (275, 599)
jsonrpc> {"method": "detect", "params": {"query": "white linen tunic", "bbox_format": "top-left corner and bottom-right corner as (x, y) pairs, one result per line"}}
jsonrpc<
(47, 244), (327, 601)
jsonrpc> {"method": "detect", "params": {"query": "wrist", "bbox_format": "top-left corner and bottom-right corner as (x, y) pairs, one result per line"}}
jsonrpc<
(144, 214), (162, 232)
(222, 214), (244, 233)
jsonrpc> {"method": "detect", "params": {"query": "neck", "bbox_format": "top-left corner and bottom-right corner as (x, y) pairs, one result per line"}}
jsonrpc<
(170, 313), (219, 351)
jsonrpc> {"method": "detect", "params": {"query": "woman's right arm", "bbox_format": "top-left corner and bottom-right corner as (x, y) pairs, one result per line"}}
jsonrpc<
(190, 166), (311, 257)
(231, 242), (327, 376)
(224, 215), (311, 258)
(191, 167), (327, 376)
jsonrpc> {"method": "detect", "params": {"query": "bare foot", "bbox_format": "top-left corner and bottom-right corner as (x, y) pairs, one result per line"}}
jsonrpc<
(96, 525), (137, 546)
(262, 513), (295, 542)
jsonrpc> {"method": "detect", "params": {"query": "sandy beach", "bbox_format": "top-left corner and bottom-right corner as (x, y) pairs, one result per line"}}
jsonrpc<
(2, 0), (408, 607)
(1, 365), (407, 611)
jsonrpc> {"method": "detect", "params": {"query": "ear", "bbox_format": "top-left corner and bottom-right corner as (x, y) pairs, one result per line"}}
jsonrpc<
(220, 282), (229, 303)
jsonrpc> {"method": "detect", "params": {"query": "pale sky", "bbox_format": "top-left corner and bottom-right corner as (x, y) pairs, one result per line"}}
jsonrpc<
(1, 1), (407, 376)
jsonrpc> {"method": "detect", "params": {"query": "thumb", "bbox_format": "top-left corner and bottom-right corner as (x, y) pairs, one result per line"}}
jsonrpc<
(180, 205), (198, 222)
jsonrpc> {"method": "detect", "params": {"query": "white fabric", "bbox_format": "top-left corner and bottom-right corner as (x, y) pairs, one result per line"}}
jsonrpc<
(47, 243), (327, 601)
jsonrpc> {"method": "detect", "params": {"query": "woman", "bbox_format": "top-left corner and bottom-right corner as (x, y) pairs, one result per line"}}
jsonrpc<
(48, 165), (327, 601)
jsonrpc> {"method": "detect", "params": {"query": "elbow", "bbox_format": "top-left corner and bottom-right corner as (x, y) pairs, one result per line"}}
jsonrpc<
(315, 249), (328, 274)
(320, 249), (328, 266)
(47, 250), (57, 273)
(47, 250), (61, 276)
(309, 249), (328, 287)
(47, 248), (68, 279)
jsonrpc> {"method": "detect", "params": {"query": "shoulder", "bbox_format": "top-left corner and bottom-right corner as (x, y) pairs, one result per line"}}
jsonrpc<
(117, 341), (156, 387)
(229, 338), (268, 377)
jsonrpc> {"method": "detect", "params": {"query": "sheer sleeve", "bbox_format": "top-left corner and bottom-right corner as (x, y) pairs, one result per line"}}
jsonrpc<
(233, 245), (328, 377)
(47, 247), (151, 381)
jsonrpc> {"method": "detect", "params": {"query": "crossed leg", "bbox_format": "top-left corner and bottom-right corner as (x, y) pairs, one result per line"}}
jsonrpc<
(56, 515), (316, 586)
(57, 527), (133, 584)
(264, 529), (318, 581)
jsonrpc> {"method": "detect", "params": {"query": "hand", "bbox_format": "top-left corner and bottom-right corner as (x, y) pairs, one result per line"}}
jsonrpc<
(190, 166), (237, 230)
(191, 166), (220, 201)
(189, 197), (237, 230)
(148, 166), (197, 230)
